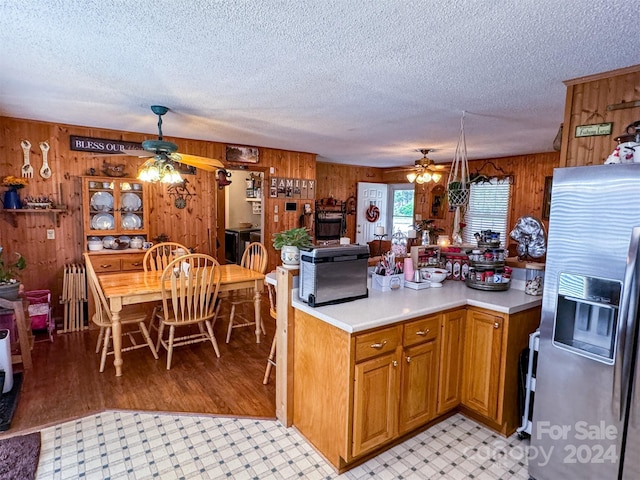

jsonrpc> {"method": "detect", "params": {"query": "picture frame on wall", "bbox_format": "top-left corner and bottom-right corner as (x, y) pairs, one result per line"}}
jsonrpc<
(226, 145), (259, 163)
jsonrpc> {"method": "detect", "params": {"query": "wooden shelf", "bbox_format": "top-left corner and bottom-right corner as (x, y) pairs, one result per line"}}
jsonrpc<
(2, 207), (68, 227)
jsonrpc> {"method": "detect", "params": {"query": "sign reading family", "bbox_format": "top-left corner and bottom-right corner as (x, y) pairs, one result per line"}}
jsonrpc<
(70, 135), (145, 154)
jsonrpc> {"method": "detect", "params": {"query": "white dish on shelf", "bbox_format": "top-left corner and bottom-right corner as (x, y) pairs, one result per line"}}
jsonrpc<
(90, 191), (114, 212)
(91, 213), (115, 230)
(122, 213), (142, 229)
(121, 192), (142, 211)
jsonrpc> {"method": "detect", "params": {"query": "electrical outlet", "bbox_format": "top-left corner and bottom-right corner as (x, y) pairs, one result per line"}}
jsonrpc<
(274, 205), (278, 213)
(415, 214), (422, 221)
(47, 229), (55, 240)
(274, 214), (279, 223)
(270, 167), (275, 174)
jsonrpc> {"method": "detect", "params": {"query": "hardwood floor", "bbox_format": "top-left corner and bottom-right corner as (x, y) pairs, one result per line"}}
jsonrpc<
(1, 297), (276, 438)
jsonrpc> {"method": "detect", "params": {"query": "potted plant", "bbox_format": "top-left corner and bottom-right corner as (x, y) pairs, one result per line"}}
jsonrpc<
(2, 175), (28, 210)
(272, 227), (312, 266)
(0, 247), (26, 300)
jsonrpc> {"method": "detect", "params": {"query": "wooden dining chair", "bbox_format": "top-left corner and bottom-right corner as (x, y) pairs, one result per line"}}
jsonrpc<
(143, 242), (189, 272)
(156, 253), (222, 369)
(263, 273), (277, 385)
(143, 241), (189, 334)
(222, 242), (268, 343)
(83, 253), (158, 372)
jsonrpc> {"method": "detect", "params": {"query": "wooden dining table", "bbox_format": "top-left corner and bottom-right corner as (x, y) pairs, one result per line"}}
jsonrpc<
(98, 263), (265, 376)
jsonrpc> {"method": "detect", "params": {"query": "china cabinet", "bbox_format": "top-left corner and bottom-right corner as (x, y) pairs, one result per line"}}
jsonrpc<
(81, 176), (149, 253)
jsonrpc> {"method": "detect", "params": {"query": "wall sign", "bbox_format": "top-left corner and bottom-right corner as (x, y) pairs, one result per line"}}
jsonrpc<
(575, 123), (613, 138)
(269, 177), (314, 198)
(70, 135), (144, 153)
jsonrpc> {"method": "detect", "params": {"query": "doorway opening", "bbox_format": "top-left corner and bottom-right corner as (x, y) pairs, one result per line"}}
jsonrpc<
(222, 169), (264, 264)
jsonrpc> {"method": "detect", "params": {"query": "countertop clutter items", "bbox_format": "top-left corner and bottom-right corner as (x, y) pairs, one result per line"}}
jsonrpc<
(371, 251), (404, 292)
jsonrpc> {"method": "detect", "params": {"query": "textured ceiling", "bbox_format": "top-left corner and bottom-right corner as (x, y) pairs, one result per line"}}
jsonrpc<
(0, 1), (638, 167)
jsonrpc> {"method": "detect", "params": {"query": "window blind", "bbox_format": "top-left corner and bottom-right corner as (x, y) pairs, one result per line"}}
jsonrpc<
(462, 179), (512, 247)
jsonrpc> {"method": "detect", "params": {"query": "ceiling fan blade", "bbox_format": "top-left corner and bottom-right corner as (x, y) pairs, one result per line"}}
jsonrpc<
(122, 148), (154, 158)
(168, 152), (225, 171)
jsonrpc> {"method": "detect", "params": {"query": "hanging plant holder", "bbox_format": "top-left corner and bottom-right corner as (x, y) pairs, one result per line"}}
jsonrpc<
(447, 112), (470, 207)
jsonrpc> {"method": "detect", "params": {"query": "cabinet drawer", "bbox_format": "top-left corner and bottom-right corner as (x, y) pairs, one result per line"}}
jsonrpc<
(403, 315), (439, 346)
(355, 326), (401, 362)
(91, 257), (121, 273)
(121, 255), (145, 271)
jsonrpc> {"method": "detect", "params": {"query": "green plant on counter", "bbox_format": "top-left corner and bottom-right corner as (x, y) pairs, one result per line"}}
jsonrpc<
(0, 247), (26, 285)
(272, 227), (313, 250)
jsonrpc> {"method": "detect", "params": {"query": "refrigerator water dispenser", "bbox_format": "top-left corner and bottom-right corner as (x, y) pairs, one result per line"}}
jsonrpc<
(552, 273), (621, 364)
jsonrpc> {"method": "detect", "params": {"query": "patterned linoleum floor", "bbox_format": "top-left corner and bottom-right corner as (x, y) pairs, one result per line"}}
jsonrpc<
(36, 411), (529, 479)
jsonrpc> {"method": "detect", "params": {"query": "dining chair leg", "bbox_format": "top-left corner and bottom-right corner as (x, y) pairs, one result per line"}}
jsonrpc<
(95, 326), (105, 354)
(262, 335), (277, 385)
(226, 304), (237, 343)
(166, 325), (175, 370)
(139, 322), (159, 360)
(99, 327), (112, 373)
(204, 320), (221, 357)
(156, 322), (165, 353)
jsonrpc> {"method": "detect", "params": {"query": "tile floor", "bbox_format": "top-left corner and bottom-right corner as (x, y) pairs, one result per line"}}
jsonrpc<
(36, 411), (529, 479)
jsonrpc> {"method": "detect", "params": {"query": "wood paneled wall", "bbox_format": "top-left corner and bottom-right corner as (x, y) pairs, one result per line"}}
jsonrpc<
(0, 116), (315, 316)
(320, 152), (559, 251)
(315, 162), (383, 241)
(561, 64), (640, 167)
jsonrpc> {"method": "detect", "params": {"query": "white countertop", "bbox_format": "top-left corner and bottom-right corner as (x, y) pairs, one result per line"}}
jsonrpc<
(291, 280), (542, 333)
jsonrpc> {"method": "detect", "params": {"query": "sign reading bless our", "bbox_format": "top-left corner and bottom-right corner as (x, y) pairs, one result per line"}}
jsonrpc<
(70, 135), (145, 154)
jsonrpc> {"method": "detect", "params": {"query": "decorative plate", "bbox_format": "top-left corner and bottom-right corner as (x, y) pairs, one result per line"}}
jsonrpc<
(91, 213), (115, 230)
(121, 192), (142, 212)
(90, 191), (114, 212)
(122, 213), (142, 229)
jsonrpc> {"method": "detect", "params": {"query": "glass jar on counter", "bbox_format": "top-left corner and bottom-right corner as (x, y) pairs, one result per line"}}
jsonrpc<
(525, 263), (545, 295)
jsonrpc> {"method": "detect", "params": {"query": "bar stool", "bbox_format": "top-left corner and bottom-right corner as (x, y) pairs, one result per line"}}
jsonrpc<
(263, 271), (277, 385)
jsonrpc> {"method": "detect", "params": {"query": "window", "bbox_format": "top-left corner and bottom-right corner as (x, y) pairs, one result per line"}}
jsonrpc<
(389, 184), (415, 235)
(462, 178), (512, 247)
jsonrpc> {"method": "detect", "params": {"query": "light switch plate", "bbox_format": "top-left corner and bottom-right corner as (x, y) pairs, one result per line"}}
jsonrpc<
(47, 229), (55, 239)
(415, 214), (422, 221)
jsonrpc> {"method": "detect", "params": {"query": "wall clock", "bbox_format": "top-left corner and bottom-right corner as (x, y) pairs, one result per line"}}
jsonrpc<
(174, 197), (187, 209)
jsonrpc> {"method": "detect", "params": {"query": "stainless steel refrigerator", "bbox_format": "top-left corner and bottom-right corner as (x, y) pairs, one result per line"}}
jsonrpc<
(530, 164), (640, 479)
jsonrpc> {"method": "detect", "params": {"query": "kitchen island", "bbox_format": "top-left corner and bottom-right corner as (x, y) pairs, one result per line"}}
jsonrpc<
(290, 279), (541, 472)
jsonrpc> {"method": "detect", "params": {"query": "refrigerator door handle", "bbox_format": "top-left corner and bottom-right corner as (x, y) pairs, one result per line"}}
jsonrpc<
(613, 226), (640, 420)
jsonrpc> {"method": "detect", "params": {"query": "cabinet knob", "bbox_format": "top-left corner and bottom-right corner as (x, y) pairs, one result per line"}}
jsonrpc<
(416, 329), (429, 336)
(131, 262), (142, 267)
(406, 356), (411, 363)
(370, 340), (388, 349)
(494, 322), (500, 329)
(392, 360), (398, 367)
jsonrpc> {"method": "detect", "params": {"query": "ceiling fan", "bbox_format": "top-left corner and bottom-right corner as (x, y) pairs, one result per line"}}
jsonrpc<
(388, 149), (447, 184)
(123, 105), (225, 183)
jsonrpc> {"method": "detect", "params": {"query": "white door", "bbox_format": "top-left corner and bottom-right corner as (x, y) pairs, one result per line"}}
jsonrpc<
(356, 182), (388, 245)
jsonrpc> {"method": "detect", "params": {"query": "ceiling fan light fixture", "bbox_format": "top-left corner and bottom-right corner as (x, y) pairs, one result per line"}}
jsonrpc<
(137, 156), (183, 184)
(407, 148), (441, 184)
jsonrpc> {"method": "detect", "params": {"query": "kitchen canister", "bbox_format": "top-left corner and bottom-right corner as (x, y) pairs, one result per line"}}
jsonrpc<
(404, 257), (414, 281)
(525, 262), (545, 295)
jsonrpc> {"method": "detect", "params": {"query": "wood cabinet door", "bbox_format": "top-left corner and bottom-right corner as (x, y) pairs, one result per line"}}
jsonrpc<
(461, 309), (503, 420)
(352, 352), (399, 457)
(437, 308), (465, 414)
(399, 340), (439, 434)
